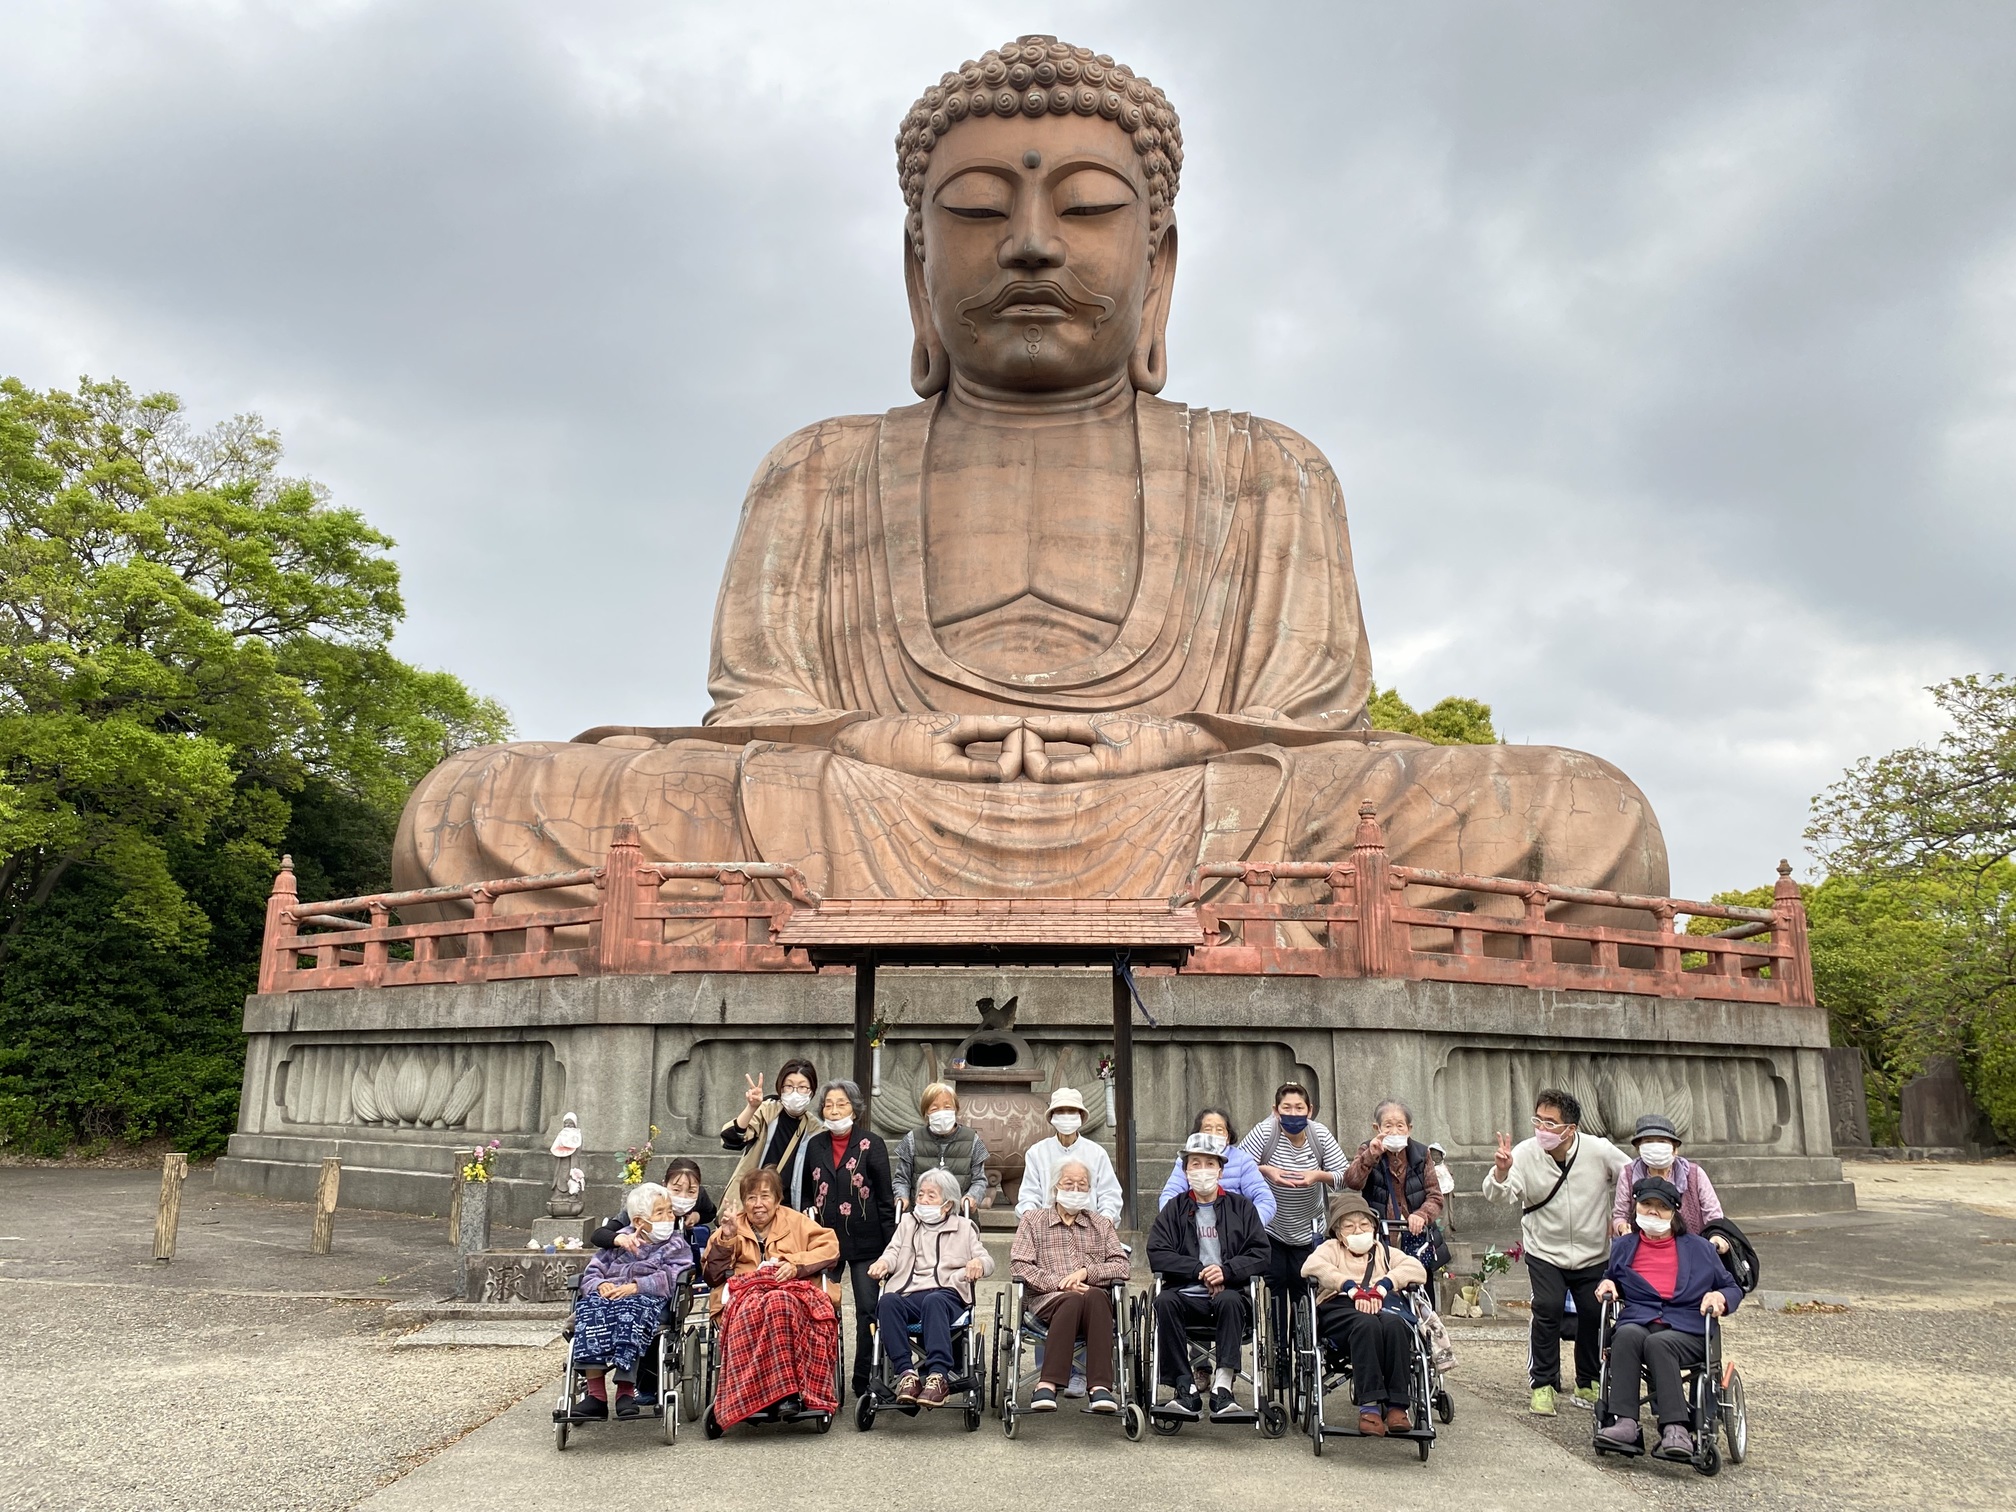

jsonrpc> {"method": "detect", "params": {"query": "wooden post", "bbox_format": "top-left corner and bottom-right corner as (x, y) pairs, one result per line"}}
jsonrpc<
(257, 855), (297, 994)
(1773, 860), (1817, 1007)
(310, 1156), (342, 1255)
(1351, 804), (1394, 976)
(594, 822), (644, 974)
(1112, 957), (1136, 1232)
(853, 955), (877, 1123)
(152, 1152), (188, 1263)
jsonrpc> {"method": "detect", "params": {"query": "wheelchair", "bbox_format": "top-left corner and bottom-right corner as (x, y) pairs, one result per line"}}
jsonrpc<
(991, 1278), (1147, 1441)
(1137, 1274), (1287, 1438)
(1290, 1282), (1451, 1463)
(553, 1272), (699, 1449)
(856, 1287), (986, 1433)
(1591, 1297), (1747, 1476)
(699, 1275), (843, 1438)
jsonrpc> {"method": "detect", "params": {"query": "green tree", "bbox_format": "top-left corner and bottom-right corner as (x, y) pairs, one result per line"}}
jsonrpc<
(1366, 685), (1499, 745)
(0, 377), (508, 1154)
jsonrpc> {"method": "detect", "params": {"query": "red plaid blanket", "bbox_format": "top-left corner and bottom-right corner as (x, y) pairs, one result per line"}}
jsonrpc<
(712, 1271), (839, 1429)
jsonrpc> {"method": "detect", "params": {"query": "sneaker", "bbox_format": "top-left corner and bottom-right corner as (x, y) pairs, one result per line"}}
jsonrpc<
(1209, 1386), (1239, 1419)
(1088, 1387), (1119, 1414)
(893, 1371), (921, 1404)
(919, 1374), (950, 1408)
(569, 1393), (608, 1421)
(1383, 1406), (1412, 1433)
(1572, 1383), (1600, 1409)
(1030, 1384), (1059, 1412)
(1065, 1370), (1087, 1398)
(1658, 1423), (1695, 1460)
(1163, 1385), (1201, 1420)
(1358, 1407), (1388, 1436)
(1529, 1385), (1558, 1416)
(1597, 1418), (1642, 1449)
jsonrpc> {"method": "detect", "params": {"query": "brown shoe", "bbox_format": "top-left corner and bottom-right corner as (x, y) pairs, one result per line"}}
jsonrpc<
(1358, 1408), (1387, 1436)
(894, 1372), (922, 1405)
(1384, 1406), (1412, 1433)
(919, 1374), (950, 1407)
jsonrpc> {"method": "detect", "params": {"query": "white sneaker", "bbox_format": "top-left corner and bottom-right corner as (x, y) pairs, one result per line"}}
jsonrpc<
(1065, 1371), (1087, 1398)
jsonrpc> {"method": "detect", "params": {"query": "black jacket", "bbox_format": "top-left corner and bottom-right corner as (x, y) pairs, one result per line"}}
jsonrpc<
(791, 1128), (896, 1263)
(1147, 1189), (1271, 1286)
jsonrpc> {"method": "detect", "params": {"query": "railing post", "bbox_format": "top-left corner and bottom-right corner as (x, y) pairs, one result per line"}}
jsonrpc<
(1773, 859), (1816, 1007)
(1352, 804), (1394, 976)
(595, 822), (645, 975)
(257, 855), (297, 994)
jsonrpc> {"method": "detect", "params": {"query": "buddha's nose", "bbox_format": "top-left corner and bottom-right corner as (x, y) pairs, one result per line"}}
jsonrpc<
(1000, 210), (1065, 270)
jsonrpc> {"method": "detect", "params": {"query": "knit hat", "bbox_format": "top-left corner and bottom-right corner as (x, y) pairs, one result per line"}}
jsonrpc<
(1631, 1114), (1682, 1146)
(1630, 1175), (1684, 1211)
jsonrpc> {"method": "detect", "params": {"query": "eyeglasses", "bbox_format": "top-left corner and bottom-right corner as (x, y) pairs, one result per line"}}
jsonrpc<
(1531, 1116), (1571, 1132)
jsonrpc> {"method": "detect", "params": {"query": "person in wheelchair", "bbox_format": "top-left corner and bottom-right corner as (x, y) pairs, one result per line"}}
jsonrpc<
(1148, 1133), (1271, 1421)
(868, 1167), (994, 1408)
(1009, 1158), (1132, 1413)
(701, 1167), (843, 1428)
(1593, 1176), (1745, 1460)
(568, 1182), (695, 1419)
(1302, 1191), (1428, 1437)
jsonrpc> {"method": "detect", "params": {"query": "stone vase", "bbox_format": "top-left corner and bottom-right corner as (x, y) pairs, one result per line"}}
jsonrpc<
(457, 1179), (493, 1256)
(952, 1067), (1049, 1205)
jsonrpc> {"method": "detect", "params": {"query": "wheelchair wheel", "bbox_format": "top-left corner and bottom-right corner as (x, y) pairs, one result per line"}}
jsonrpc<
(1417, 1435), (1431, 1464)
(1260, 1402), (1288, 1439)
(965, 1399), (982, 1432)
(1698, 1440), (1722, 1477)
(554, 1419), (569, 1451)
(989, 1295), (1004, 1411)
(703, 1407), (724, 1440)
(680, 1329), (705, 1421)
(1434, 1388), (1454, 1424)
(1151, 1415), (1182, 1437)
(854, 1393), (875, 1432)
(1123, 1403), (1146, 1441)
(662, 1393), (678, 1445)
(1724, 1369), (1748, 1463)
(1002, 1402), (1019, 1439)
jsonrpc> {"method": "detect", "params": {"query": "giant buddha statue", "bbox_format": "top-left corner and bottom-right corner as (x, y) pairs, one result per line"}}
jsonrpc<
(393, 37), (1668, 912)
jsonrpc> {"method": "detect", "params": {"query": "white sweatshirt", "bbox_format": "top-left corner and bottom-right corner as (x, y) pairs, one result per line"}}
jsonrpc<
(1481, 1132), (1629, 1271)
(1016, 1135), (1124, 1222)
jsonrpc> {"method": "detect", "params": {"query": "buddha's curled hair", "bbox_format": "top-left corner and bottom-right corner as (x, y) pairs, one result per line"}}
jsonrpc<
(897, 36), (1182, 257)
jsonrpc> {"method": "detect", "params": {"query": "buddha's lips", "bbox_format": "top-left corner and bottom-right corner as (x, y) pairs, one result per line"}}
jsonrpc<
(991, 281), (1075, 317)
(954, 272), (1118, 340)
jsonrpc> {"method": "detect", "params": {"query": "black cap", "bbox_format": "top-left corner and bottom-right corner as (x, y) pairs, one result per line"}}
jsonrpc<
(1630, 1175), (1684, 1211)
(1632, 1114), (1681, 1144)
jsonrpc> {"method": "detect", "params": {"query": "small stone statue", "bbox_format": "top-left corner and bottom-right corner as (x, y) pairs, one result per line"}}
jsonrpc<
(547, 1112), (585, 1219)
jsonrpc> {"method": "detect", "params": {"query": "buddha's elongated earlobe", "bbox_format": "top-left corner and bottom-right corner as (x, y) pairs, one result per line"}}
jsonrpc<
(905, 235), (950, 396)
(1129, 222), (1178, 394)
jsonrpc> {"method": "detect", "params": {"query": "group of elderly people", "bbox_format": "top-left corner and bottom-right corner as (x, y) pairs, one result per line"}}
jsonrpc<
(562, 1061), (1743, 1457)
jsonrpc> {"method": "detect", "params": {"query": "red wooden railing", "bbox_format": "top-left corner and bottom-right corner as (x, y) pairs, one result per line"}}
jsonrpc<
(258, 809), (1815, 1006)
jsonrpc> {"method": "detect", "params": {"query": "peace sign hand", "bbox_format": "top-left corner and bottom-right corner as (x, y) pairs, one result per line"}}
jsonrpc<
(1493, 1131), (1515, 1176)
(744, 1072), (766, 1112)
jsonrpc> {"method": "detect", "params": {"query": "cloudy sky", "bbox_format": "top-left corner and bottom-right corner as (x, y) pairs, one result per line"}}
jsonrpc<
(4, 0), (2012, 898)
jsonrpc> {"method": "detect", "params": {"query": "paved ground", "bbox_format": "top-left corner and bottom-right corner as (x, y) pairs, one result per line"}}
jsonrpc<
(3, 1159), (2014, 1511)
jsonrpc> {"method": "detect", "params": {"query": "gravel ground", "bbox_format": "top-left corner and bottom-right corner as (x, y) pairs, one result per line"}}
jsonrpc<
(0, 1283), (560, 1512)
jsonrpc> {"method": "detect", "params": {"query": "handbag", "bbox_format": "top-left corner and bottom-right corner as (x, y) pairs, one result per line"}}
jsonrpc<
(1417, 1298), (1458, 1372)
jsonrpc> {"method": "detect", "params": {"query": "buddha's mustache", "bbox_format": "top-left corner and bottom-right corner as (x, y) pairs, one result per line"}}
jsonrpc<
(954, 270), (1118, 341)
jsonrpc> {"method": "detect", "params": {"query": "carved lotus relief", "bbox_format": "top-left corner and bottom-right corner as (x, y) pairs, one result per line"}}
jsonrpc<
(350, 1051), (485, 1129)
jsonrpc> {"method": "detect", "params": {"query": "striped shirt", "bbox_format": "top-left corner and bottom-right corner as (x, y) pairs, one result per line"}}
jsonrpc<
(1240, 1117), (1349, 1244)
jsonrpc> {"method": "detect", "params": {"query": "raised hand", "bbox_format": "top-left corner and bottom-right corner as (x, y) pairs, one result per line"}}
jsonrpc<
(1493, 1132), (1515, 1177)
(1020, 713), (1226, 783)
(832, 713), (1027, 782)
(744, 1071), (765, 1112)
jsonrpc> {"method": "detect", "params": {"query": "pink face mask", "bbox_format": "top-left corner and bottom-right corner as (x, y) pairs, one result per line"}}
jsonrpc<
(1534, 1128), (1566, 1153)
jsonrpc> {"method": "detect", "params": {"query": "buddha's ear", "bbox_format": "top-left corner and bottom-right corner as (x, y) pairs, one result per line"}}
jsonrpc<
(1130, 221), (1178, 394)
(904, 234), (949, 397)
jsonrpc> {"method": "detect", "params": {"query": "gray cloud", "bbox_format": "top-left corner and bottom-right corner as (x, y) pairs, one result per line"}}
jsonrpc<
(3, 0), (2011, 896)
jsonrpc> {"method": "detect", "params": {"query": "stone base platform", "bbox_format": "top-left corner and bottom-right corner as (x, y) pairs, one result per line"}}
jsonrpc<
(218, 968), (1854, 1236)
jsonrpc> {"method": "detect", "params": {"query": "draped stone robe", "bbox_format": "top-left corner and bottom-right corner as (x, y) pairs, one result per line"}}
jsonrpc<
(393, 394), (1667, 906)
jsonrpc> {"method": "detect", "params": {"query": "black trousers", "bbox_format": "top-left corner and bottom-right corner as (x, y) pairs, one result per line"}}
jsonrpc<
(1263, 1236), (1314, 1369)
(1606, 1323), (1706, 1426)
(835, 1257), (878, 1391)
(1316, 1299), (1413, 1408)
(1155, 1286), (1249, 1387)
(1526, 1254), (1607, 1390)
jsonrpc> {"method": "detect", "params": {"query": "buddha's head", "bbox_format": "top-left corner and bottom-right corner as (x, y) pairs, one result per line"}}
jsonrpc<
(897, 37), (1182, 398)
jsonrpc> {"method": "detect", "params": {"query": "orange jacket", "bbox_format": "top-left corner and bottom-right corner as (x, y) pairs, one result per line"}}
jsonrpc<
(699, 1206), (841, 1314)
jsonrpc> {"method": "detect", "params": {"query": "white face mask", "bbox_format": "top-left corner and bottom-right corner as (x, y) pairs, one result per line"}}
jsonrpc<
(1057, 1189), (1093, 1213)
(913, 1202), (945, 1225)
(1051, 1113), (1082, 1138)
(648, 1220), (678, 1241)
(1381, 1133), (1409, 1152)
(825, 1115), (854, 1136)
(1188, 1171), (1221, 1200)
(927, 1110), (957, 1136)
(669, 1191), (698, 1215)
(780, 1090), (811, 1116)
(1638, 1142), (1675, 1168)
(1637, 1213), (1673, 1238)
(1343, 1231), (1376, 1254)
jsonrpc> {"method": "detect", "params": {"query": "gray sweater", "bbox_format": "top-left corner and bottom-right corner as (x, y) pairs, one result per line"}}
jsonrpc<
(1482, 1132), (1629, 1271)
